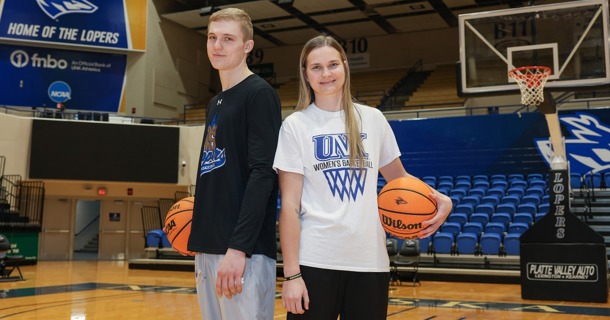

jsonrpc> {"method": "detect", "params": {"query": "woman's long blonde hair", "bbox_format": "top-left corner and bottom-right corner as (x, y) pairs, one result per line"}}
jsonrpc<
(296, 35), (364, 168)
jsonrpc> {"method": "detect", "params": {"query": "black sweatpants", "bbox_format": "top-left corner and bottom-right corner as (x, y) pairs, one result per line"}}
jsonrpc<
(287, 265), (390, 320)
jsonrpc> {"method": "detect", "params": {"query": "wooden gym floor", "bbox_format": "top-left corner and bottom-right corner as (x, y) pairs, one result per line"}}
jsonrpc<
(0, 261), (608, 319)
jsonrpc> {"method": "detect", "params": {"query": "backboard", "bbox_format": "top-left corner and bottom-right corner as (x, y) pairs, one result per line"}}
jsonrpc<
(458, 0), (610, 96)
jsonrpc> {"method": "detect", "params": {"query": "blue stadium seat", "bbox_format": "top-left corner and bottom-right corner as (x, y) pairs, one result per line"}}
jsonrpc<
(583, 172), (601, 189)
(480, 195), (501, 206)
(450, 195), (461, 207)
(508, 222), (529, 235)
(469, 213), (489, 226)
(528, 180), (547, 189)
(422, 175), (437, 187)
(473, 175), (489, 183)
(475, 203), (495, 216)
(525, 186), (545, 197)
(487, 187), (506, 198)
(440, 222), (461, 237)
(570, 173), (583, 189)
(513, 212), (534, 225)
(490, 212), (511, 226)
(432, 232), (455, 254)
(508, 173), (525, 182)
(454, 181), (471, 191)
(438, 175), (454, 185)
(484, 222), (507, 234)
(472, 181), (490, 191)
(480, 233), (503, 255)
(455, 175), (471, 184)
(538, 203), (550, 214)
(535, 212), (547, 222)
(419, 236), (432, 254)
(517, 203), (538, 215)
(496, 203), (516, 216)
(527, 173), (544, 182)
(541, 195), (550, 205)
(503, 233), (521, 255)
(490, 174), (506, 182)
(146, 230), (164, 248)
(449, 189), (468, 199)
(462, 222), (484, 235)
(437, 181), (454, 191)
(510, 180), (528, 189)
(454, 203), (474, 215)
(468, 187), (486, 199)
(491, 180), (509, 190)
(500, 195), (520, 206)
(447, 212), (468, 226)
(437, 187), (451, 196)
(460, 195), (480, 207)
(457, 233), (478, 255)
(161, 232), (172, 248)
(506, 187), (525, 198)
(521, 194), (541, 206)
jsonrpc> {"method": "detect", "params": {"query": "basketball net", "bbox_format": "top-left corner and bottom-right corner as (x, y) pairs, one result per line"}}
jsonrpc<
(508, 66), (552, 106)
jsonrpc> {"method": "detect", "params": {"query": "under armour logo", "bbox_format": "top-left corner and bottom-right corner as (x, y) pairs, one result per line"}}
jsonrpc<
(217, 99), (223, 105)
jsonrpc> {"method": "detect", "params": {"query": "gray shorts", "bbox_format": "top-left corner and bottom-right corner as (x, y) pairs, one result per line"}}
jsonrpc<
(195, 253), (276, 320)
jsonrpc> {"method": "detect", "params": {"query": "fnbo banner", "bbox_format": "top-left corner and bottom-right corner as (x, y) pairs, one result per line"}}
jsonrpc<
(0, 0), (146, 51)
(0, 43), (127, 112)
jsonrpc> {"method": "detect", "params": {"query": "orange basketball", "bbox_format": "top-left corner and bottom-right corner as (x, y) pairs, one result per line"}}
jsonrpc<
(378, 177), (437, 239)
(164, 197), (195, 256)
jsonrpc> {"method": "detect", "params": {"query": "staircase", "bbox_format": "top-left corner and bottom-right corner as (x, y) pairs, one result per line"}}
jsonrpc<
(77, 234), (99, 253)
(571, 189), (610, 261)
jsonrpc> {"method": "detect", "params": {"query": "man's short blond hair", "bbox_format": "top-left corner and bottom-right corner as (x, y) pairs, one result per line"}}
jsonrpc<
(209, 8), (254, 41)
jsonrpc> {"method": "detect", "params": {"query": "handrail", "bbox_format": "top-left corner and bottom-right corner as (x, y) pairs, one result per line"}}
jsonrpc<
(75, 215), (100, 237)
(378, 59), (423, 110)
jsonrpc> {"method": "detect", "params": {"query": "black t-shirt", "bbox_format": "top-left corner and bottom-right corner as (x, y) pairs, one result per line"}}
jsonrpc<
(187, 74), (281, 259)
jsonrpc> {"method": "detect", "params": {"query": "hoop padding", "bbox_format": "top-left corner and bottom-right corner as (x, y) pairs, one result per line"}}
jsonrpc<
(509, 66), (552, 106)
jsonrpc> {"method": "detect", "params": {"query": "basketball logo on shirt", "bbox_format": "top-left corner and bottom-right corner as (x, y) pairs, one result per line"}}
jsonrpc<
(200, 113), (226, 176)
(312, 133), (370, 201)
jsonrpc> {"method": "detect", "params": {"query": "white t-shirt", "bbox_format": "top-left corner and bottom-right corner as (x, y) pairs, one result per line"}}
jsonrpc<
(273, 103), (401, 272)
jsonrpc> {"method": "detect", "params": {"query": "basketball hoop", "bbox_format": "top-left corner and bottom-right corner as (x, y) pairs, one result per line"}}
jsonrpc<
(508, 66), (552, 106)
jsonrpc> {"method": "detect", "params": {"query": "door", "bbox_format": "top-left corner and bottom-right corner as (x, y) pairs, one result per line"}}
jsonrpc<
(39, 198), (74, 260)
(98, 200), (127, 260)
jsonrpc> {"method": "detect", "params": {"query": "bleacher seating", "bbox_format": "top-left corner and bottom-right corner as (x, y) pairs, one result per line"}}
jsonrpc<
(404, 64), (465, 109)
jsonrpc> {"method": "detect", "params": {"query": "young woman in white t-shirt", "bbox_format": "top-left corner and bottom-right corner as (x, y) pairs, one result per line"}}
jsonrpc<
(273, 35), (452, 319)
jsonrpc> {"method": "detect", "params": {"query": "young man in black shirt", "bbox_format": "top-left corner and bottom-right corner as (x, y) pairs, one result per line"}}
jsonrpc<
(187, 7), (282, 319)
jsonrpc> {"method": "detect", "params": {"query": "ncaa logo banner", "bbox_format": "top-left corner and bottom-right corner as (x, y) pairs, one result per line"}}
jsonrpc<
(0, 43), (127, 112)
(0, 0), (146, 51)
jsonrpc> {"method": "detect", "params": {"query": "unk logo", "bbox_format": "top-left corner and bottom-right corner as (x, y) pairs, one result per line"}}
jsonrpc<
(37, 0), (98, 19)
(323, 168), (366, 201)
(312, 133), (369, 161)
(200, 114), (226, 176)
(535, 113), (610, 174)
(395, 197), (407, 205)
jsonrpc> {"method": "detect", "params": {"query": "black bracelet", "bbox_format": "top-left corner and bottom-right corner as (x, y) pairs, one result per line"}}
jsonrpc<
(284, 272), (302, 281)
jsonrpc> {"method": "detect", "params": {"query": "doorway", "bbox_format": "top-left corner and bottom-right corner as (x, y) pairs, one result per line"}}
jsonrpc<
(73, 200), (100, 260)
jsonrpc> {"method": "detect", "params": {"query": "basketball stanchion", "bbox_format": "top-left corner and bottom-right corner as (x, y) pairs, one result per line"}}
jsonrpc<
(164, 197), (195, 256)
(377, 177), (437, 239)
(511, 66), (609, 303)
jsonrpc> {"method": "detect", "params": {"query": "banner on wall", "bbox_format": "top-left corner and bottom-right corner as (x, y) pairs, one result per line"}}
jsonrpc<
(0, 0), (146, 51)
(0, 43), (127, 112)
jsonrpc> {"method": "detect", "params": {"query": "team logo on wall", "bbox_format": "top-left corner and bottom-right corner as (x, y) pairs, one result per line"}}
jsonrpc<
(535, 113), (610, 174)
(36, 0), (98, 19)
